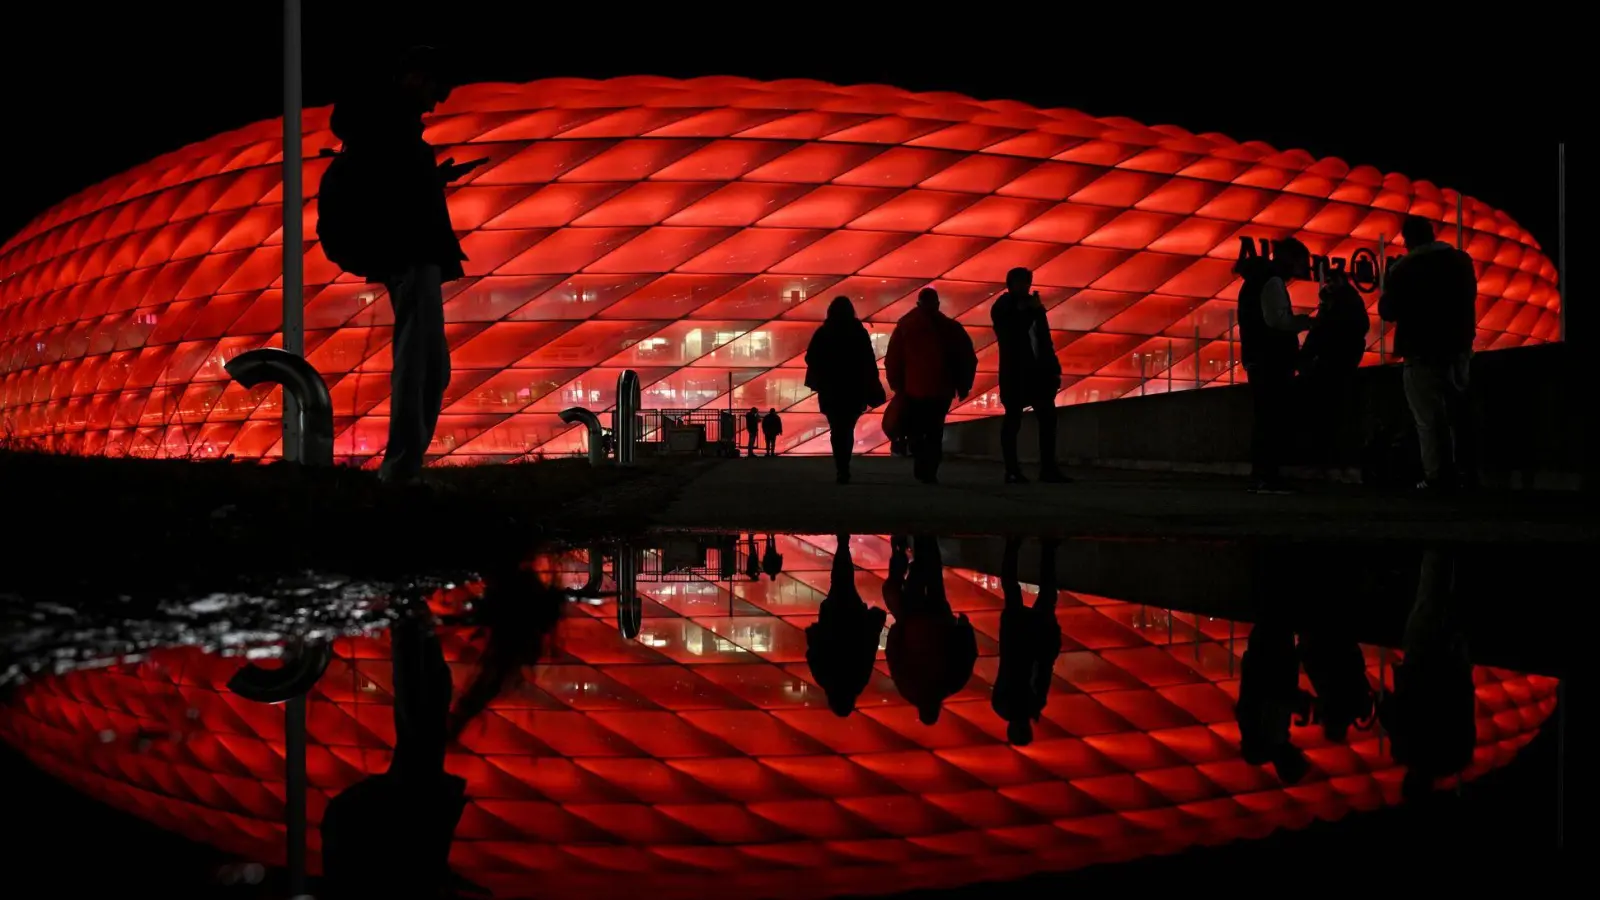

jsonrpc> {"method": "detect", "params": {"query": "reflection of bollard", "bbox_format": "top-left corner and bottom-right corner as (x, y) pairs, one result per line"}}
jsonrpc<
(614, 546), (641, 639)
(224, 348), (334, 466)
(560, 407), (607, 465)
(615, 370), (640, 466)
(226, 639), (333, 703)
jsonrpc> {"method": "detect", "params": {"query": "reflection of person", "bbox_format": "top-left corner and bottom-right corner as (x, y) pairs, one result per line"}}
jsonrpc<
(805, 297), (887, 484)
(992, 269), (1068, 484)
(805, 535), (888, 716)
(321, 610), (468, 898)
(1379, 215), (1479, 491)
(885, 289), (977, 485)
(1237, 239), (1313, 493)
(883, 535), (976, 724)
(1381, 548), (1476, 801)
(1297, 629), (1374, 743)
(744, 407), (760, 457)
(744, 533), (761, 581)
(991, 537), (1063, 745)
(761, 534), (784, 579)
(1234, 621), (1312, 783)
(761, 408), (783, 457)
(325, 47), (481, 485)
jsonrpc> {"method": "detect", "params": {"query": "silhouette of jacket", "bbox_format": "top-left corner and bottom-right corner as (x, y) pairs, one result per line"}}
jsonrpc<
(805, 536), (888, 717)
(1235, 621), (1312, 783)
(327, 79), (466, 283)
(1378, 241), (1477, 363)
(1299, 279), (1371, 379)
(805, 305), (885, 413)
(885, 307), (977, 401)
(991, 538), (1062, 743)
(991, 292), (1062, 406)
(1236, 258), (1298, 371)
(761, 535), (784, 579)
(761, 411), (783, 438)
(883, 536), (976, 725)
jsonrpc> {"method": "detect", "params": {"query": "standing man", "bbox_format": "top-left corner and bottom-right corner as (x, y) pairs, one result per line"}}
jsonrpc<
(1237, 238), (1313, 493)
(885, 288), (977, 485)
(1379, 215), (1479, 491)
(992, 268), (1068, 483)
(744, 407), (761, 457)
(323, 46), (484, 484)
(761, 407), (783, 456)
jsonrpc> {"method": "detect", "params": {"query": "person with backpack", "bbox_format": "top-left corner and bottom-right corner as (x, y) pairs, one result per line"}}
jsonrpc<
(319, 46), (485, 485)
(1237, 238), (1313, 493)
(991, 268), (1068, 484)
(1379, 215), (1479, 491)
(805, 296), (886, 484)
(884, 288), (977, 485)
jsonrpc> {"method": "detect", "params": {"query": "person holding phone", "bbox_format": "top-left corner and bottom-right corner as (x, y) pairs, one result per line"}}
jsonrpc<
(991, 267), (1068, 483)
(324, 46), (486, 485)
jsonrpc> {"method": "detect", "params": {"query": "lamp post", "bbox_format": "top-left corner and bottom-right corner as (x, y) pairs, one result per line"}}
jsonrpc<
(282, 0), (304, 462)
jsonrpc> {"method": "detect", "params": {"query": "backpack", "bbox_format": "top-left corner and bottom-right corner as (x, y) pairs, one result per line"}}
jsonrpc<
(316, 149), (384, 280)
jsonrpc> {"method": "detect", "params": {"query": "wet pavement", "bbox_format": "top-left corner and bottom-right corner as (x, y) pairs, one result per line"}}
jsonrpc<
(0, 532), (1567, 897)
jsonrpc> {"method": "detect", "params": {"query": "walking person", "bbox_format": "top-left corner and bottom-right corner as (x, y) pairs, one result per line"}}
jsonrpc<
(744, 407), (760, 458)
(804, 534), (888, 716)
(319, 46), (485, 485)
(1297, 269), (1371, 465)
(992, 268), (1069, 483)
(805, 297), (886, 484)
(884, 288), (977, 484)
(761, 408), (783, 456)
(1378, 215), (1479, 492)
(1237, 238), (1313, 493)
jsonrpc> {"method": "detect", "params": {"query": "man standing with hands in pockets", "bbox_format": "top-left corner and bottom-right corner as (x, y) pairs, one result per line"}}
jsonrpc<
(991, 268), (1069, 483)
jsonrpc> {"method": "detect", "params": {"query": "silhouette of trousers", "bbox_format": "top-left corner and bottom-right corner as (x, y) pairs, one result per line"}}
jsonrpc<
(746, 431), (757, 457)
(1001, 391), (1058, 475)
(1247, 363), (1294, 481)
(381, 263), (449, 482)
(822, 403), (861, 475)
(764, 435), (777, 456)
(904, 397), (949, 481)
(1403, 353), (1470, 483)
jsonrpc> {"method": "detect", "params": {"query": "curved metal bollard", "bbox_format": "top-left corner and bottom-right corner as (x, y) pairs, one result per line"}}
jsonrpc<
(614, 369), (641, 467)
(224, 347), (334, 467)
(559, 407), (607, 466)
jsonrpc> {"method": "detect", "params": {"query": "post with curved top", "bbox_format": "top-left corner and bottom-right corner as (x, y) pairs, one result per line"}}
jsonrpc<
(224, 347), (333, 466)
(615, 369), (641, 466)
(560, 407), (607, 465)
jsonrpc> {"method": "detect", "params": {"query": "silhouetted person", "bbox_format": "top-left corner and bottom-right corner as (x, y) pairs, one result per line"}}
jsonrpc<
(1297, 628), (1374, 743)
(744, 533), (761, 581)
(805, 297), (887, 484)
(1298, 269), (1372, 465)
(883, 535), (976, 725)
(323, 46), (485, 485)
(992, 269), (1068, 484)
(805, 534), (888, 716)
(1380, 549), (1476, 801)
(761, 408), (783, 457)
(761, 534), (784, 579)
(445, 566), (566, 741)
(1235, 620), (1312, 784)
(991, 537), (1063, 746)
(885, 289), (977, 484)
(1379, 215), (1479, 491)
(744, 407), (760, 457)
(1237, 239), (1313, 493)
(321, 611), (468, 898)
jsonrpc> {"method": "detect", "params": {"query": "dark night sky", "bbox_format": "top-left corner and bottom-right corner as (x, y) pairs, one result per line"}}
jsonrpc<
(3, 5), (1571, 257)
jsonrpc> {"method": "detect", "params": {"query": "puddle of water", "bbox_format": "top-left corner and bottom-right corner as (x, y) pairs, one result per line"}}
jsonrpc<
(0, 534), (1564, 897)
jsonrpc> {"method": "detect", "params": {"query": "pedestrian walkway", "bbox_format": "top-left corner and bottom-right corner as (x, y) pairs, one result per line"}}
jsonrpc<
(656, 457), (1597, 543)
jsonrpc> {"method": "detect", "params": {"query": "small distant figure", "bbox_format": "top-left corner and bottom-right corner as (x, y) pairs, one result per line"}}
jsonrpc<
(320, 46), (486, 485)
(804, 534), (888, 716)
(744, 407), (760, 458)
(1298, 269), (1372, 464)
(761, 408), (783, 456)
(761, 534), (784, 579)
(1237, 238), (1313, 493)
(805, 297), (887, 484)
(883, 535), (976, 725)
(991, 537), (1064, 746)
(992, 268), (1069, 484)
(884, 289), (978, 485)
(1234, 620), (1313, 784)
(1378, 215), (1479, 492)
(744, 533), (761, 581)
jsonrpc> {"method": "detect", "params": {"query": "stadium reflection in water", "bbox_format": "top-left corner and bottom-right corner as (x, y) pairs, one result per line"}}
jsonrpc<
(0, 536), (1560, 899)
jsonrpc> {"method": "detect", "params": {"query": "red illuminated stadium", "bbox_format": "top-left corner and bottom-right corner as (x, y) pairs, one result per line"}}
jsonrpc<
(0, 77), (1561, 463)
(0, 537), (1560, 898)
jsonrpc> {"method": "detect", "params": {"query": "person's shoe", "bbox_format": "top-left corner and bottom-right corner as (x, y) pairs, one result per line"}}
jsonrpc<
(836, 471), (850, 485)
(1004, 470), (1030, 484)
(1039, 468), (1073, 484)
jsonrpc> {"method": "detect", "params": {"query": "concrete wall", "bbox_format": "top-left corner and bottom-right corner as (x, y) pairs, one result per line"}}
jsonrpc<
(945, 343), (1584, 489)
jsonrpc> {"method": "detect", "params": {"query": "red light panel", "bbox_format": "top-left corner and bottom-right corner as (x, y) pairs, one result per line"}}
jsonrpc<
(0, 78), (1561, 462)
(0, 536), (1560, 899)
